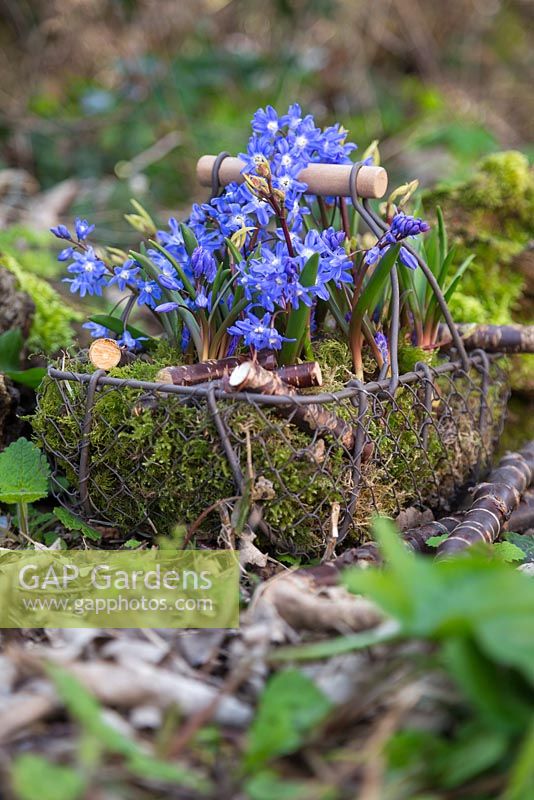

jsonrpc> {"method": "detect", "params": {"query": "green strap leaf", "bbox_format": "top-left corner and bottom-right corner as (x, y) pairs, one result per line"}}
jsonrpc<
(279, 253), (320, 366)
(179, 222), (199, 257)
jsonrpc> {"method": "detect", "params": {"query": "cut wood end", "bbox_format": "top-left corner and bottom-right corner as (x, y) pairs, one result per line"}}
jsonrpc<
(356, 166), (388, 199)
(155, 368), (173, 384)
(88, 338), (121, 371)
(313, 362), (323, 387)
(229, 361), (252, 388)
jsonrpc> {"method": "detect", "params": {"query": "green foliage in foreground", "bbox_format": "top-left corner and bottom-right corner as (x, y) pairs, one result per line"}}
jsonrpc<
(266, 519), (534, 799)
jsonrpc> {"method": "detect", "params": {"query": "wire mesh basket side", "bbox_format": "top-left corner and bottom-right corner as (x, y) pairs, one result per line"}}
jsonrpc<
(34, 353), (509, 552)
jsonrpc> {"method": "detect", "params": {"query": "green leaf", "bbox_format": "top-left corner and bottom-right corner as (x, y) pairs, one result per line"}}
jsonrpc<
(180, 222), (199, 257)
(88, 315), (154, 345)
(2, 366), (46, 390)
(245, 771), (316, 800)
(0, 329), (46, 388)
(47, 664), (210, 793)
(493, 541), (525, 563)
(245, 669), (332, 769)
(279, 253), (319, 365)
(505, 532), (534, 560)
(352, 244), (400, 323)
(425, 533), (449, 548)
(53, 507), (102, 542)
(0, 328), (23, 371)
(436, 206), (448, 268)
(0, 438), (50, 504)
(269, 623), (399, 663)
(343, 517), (534, 686)
(11, 754), (86, 800)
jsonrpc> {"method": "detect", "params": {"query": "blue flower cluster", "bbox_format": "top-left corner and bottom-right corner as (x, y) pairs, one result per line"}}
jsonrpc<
(365, 212), (430, 271)
(52, 106), (430, 357)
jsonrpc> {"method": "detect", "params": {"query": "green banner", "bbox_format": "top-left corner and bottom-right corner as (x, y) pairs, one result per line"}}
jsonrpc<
(0, 550), (239, 628)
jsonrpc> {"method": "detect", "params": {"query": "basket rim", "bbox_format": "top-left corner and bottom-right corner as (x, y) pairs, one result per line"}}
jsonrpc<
(47, 350), (503, 408)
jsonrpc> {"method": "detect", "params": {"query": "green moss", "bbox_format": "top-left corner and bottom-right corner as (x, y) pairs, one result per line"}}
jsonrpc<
(0, 225), (63, 278)
(424, 151), (534, 325)
(1, 253), (81, 354)
(33, 348), (507, 556)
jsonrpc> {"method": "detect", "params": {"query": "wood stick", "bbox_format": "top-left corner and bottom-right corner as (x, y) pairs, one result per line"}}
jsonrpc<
(298, 513), (464, 585)
(505, 489), (534, 533)
(197, 155), (388, 199)
(88, 338), (133, 370)
(226, 360), (355, 449)
(155, 355), (322, 388)
(277, 361), (323, 388)
(438, 323), (534, 354)
(437, 441), (534, 557)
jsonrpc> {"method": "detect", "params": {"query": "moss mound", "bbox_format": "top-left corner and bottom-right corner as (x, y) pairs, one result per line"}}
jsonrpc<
(32, 344), (507, 556)
(424, 151), (534, 325)
(1, 253), (80, 354)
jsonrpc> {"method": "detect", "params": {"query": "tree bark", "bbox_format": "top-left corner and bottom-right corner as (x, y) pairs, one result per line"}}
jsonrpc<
(226, 360), (355, 449)
(438, 323), (534, 354)
(0, 267), (34, 341)
(437, 441), (534, 557)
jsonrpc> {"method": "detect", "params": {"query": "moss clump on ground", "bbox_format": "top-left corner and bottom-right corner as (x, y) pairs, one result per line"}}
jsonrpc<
(33, 344), (507, 556)
(424, 151), (534, 326)
(1, 253), (80, 354)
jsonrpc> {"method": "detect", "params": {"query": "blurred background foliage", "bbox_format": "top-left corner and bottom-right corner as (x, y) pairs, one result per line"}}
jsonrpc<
(0, 0), (532, 246)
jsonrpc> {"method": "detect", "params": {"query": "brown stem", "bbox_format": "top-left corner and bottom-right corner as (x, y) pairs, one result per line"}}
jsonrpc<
(226, 361), (355, 449)
(340, 198), (351, 239)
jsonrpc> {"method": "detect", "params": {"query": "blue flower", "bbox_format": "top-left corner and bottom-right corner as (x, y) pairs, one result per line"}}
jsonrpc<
(252, 105), (283, 137)
(238, 136), (273, 174)
(136, 280), (162, 308)
(154, 301), (180, 313)
(108, 260), (140, 291)
(57, 247), (74, 261)
(364, 212), (430, 269)
(374, 331), (389, 362)
(74, 218), (95, 241)
(399, 247), (419, 271)
(228, 311), (294, 351)
(117, 330), (148, 351)
(64, 247), (108, 297)
(83, 321), (109, 338)
(50, 224), (72, 241)
(191, 247), (217, 282)
(194, 288), (210, 310)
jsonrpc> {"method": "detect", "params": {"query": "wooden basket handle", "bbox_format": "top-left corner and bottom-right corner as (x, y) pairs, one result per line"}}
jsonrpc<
(196, 155), (388, 199)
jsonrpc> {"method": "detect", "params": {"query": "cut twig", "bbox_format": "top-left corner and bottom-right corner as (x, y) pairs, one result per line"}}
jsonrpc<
(156, 356), (322, 389)
(438, 323), (534, 354)
(88, 338), (134, 370)
(437, 441), (534, 557)
(227, 360), (355, 448)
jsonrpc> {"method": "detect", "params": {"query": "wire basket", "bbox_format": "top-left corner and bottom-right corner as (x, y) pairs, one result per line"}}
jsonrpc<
(34, 350), (508, 553)
(33, 154), (510, 553)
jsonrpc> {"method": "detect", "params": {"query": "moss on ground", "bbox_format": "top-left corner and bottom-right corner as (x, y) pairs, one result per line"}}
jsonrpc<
(424, 151), (534, 326)
(33, 343), (507, 556)
(1, 253), (80, 354)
